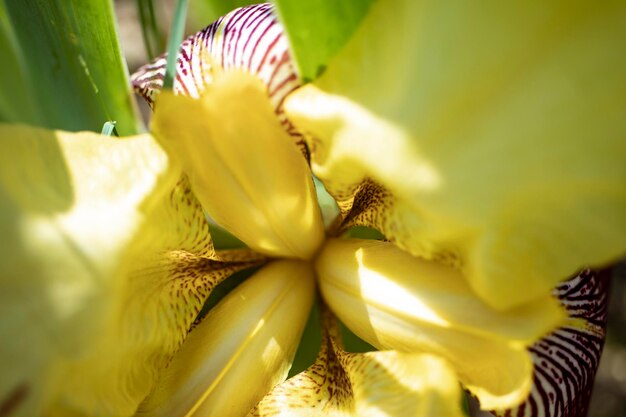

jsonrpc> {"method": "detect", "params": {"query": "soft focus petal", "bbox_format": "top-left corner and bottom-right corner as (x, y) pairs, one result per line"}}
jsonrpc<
(315, 238), (566, 409)
(493, 269), (609, 417)
(0, 125), (259, 416)
(285, 0), (626, 309)
(250, 308), (465, 417)
(0, 124), (170, 416)
(137, 260), (315, 417)
(152, 71), (324, 260)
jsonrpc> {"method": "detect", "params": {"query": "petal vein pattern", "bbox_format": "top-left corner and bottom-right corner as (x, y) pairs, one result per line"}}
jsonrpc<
(131, 3), (304, 143)
(492, 269), (610, 417)
(0, 125), (262, 416)
(249, 308), (465, 417)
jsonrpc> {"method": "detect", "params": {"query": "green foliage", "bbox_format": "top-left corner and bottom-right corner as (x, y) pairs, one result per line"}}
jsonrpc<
(101, 121), (119, 137)
(0, 0), (140, 135)
(163, 0), (189, 90)
(272, 0), (374, 82)
(288, 300), (322, 377)
(136, 0), (165, 60)
(0, 3), (42, 125)
(188, 0), (256, 32)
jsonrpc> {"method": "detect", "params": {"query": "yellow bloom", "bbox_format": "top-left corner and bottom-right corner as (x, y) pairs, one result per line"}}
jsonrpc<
(284, 0), (626, 311)
(0, 124), (267, 416)
(143, 68), (568, 415)
(0, 2), (619, 417)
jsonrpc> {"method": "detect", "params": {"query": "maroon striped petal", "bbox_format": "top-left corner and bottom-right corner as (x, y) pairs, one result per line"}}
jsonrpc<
(492, 269), (610, 417)
(131, 3), (300, 132)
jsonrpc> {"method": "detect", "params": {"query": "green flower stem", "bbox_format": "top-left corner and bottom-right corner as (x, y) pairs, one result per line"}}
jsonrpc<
(163, 0), (188, 90)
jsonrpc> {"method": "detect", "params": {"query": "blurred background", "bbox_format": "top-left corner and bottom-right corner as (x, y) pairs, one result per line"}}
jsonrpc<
(114, 1), (626, 416)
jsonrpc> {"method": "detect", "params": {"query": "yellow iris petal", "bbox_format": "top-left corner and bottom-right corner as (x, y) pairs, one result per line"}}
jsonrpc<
(152, 70), (324, 260)
(137, 260), (315, 417)
(251, 309), (465, 417)
(285, 0), (626, 309)
(0, 125), (169, 415)
(0, 124), (259, 416)
(317, 238), (565, 344)
(315, 238), (564, 409)
(347, 352), (465, 417)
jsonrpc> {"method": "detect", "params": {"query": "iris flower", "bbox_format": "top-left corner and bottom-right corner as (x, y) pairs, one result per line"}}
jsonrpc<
(0, 1), (623, 417)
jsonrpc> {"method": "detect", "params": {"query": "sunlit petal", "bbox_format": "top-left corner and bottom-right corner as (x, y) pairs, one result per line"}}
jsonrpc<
(315, 238), (566, 409)
(317, 238), (565, 345)
(48, 178), (264, 417)
(137, 260), (315, 417)
(250, 308), (465, 417)
(0, 124), (170, 416)
(152, 71), (324, 260)
(286, 0), (626, 309)
(0, 125), (258, 416)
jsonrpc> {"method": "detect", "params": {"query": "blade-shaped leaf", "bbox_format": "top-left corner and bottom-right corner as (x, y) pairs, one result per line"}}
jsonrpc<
(188, 0), (256, 31)
(272, 0), (374, 82)
(135, 0), (165, 60)
(2, 0), (141, 135)
(0, 3), (42, 125)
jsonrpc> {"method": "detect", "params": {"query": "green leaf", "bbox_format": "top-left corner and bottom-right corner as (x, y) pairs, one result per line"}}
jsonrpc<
(272, 0), (374, 82)
(0, 3), (42, 125)
(163, 0), (189, 90)
(288, 299), (322, 377)
(100, 120), (118, 136)
(0, 2), (41, 124)
(136, 0), (165, 60)
(188, 0), (256, 31)
(1, 0), (141, 135)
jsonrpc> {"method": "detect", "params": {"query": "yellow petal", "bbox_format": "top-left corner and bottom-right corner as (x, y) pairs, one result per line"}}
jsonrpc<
(131, 3), (303, 150)
(48, 180), (263, 417)
(347, 352), (464, 417)
(315, 238), (564, 409)
(0, 124), (171, 416)
(137, 259), (315, 417)
(285, 0), (626, 309)
(152, 70), (324, 260)
(250, 308), (465, 417)
(493, 269), (609, 416)
(0, 125), (258, 416)
(317, 238), (565, 344)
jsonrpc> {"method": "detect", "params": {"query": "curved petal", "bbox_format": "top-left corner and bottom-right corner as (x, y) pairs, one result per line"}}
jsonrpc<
(151, 71), (324, 260)
(492, 269), (609, 417)
(0, 124), (169, 416)
(317, 238), (565, 347)
(137, 259), (315, 417)
(329, 178), (461, 267)
(0, 125), (260, 416)
(285, 0), (626, 309)
(131, 3), (306, 149)
(250, 307), (465, 417)
(315, 238), (566, 409)
(47, 178), (264, 417)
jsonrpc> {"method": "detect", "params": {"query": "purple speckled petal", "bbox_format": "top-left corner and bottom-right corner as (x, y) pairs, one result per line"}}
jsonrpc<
(492, 269), (609, 417)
